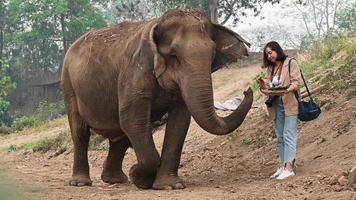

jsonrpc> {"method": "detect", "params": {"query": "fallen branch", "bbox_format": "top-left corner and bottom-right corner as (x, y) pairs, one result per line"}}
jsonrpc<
(301, 84), (326, 99)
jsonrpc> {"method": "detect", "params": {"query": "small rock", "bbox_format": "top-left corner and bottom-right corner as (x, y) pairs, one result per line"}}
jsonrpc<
(305, 180), (313, 186)
(203, 147), (212, 151)
(338, 175), (349, 186)
(333, 185), (343, 192)
(22, 150), (33, 155)
(348, 165), (356, 186)
(108, 183), (119, 188)
(330, 174), (339, 185)
(316, 138), (326, 144)
(313, 155), (323, 160)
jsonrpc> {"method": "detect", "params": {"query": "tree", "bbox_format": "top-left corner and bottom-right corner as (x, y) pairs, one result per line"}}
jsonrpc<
(114, 0), (280, 24)
(0, 0), (5, 67)
(335, 1), (356, 32)
(294, 0), (350, 40)
(210, 0), (218, 23)
(242, 23), (304, 51)
(2, 0), (110, 115)
(0, 59), (16, 126)
(4, 0), (109, 78)
(217, 0), (280, 24)
(114, 0), (159, 21)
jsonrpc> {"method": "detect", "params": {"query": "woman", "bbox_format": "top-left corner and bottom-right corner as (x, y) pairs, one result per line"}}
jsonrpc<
(258, 41), (302, 180)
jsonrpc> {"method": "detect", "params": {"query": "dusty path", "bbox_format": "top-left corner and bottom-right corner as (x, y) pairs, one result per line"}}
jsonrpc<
(1, 62), (356, 200)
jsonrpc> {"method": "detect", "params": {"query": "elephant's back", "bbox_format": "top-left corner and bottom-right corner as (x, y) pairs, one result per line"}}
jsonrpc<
(78, 20), (152, 49)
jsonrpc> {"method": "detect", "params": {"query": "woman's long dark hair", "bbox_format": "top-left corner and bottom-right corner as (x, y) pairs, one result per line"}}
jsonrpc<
(262, 41), (287, 68)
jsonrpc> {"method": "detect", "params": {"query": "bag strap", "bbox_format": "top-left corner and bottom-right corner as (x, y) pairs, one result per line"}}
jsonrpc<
(271, 65), (275, 79)
(288, 58), (314, 101)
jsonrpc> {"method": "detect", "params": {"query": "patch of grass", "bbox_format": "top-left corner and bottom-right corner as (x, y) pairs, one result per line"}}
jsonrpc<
(241, 135), (271, 149)
(89, 133), (107, 151)
(12, 116), (43, 131)
(35, 100), (66, 121)
(300, 34), (356, 94)
(0, 126), (14, 135)
(8, 132), (68, 153)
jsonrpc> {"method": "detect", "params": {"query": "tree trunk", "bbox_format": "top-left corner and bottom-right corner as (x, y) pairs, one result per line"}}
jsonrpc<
(0, 0), (4, 66)
(58, 13), (67, 76)
(210, 0), (218, 23)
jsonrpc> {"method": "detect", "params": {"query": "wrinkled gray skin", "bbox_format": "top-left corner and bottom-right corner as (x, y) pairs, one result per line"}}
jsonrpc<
(61, 9), (253, 190)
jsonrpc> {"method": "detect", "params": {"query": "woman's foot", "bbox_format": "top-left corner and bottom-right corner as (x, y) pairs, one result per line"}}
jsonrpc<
(276, 162), (295, 180)
(276, 169), (295, 180)
(270, 167), (284, 178)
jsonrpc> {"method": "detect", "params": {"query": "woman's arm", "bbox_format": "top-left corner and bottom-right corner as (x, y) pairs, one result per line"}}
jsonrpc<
(286, 59), (302, 92)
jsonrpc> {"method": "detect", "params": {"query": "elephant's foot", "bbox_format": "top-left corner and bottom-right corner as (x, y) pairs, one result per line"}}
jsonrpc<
(69, 174), (92, 186)
(101, 169), (128, 184)
(152, 174), (185, 190)
(129, 164), (157, 189)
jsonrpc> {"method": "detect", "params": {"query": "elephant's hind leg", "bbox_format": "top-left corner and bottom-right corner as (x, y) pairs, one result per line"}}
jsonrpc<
(101, 137), (130, 184)
(67, 105), (91, 186)
(63, 71), (92, 187)
(153, 102), (191, 190)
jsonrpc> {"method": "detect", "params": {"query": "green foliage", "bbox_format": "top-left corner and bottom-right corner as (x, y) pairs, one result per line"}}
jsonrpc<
(158, 0), (210, 13)
(0, 60), (16, 127)
(89, 133), (107, 151)
(5, 0), (109, 74)
(7, 132), (68, 153)
(0, 126), (13, 135)
(35, 100), (66, 121)
(250, 71), (267, 95)
(299, 34), (356, 94)
(10, 100), (65, 131)
(336, 2), (356, 32)
(12, 116), (42, 131)
(2, 0), (109, 121)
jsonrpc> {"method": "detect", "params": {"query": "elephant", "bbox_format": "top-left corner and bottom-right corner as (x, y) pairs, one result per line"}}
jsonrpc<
(61, 9), (253, 190)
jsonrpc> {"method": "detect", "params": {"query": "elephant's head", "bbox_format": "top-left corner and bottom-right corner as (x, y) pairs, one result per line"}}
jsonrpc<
(135, 9), (253, 135)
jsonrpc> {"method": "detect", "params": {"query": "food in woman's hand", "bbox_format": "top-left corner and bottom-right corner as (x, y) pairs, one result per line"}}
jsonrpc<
(269, 86), (288, 91)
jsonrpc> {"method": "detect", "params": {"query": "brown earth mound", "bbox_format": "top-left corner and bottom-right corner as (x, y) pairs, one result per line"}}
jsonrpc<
(0, 56), (355, 199)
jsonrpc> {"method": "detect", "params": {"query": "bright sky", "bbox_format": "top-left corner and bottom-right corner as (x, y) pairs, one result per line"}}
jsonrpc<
(234, 1), (304, 31)
(225, 0), (307, 50)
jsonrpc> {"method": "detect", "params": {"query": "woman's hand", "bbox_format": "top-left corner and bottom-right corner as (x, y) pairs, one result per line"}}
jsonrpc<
(256, 78), (268, 90)
(285, 86), (294, 94)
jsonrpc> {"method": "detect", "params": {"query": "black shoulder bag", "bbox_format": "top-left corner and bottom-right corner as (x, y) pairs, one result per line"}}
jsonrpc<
(288, 59), (321, 122)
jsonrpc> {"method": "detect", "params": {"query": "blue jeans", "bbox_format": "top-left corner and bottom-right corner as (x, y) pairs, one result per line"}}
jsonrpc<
(275, 97), (298, 165)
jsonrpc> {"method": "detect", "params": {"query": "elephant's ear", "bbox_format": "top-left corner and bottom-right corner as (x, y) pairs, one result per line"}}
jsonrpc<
(212, 24), (250, 73)
(133, 22), (166, 79)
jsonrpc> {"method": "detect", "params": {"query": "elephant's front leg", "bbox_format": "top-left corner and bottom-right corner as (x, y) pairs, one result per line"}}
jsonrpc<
(152, 101), (191, 190)
(119, 96), (160, 189)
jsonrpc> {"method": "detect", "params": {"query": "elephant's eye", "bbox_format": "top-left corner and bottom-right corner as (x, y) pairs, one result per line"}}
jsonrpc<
(169, 49), (178, 59)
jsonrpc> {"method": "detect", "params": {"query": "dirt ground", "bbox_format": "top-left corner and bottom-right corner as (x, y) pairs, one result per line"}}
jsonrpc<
(0, 60), (356, 200)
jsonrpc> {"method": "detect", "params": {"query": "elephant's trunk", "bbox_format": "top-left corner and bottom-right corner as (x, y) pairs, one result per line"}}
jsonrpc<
(179, 71), (253, 135)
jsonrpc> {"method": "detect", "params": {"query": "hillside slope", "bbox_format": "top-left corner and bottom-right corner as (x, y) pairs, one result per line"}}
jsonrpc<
(0, 36), (355, 199)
